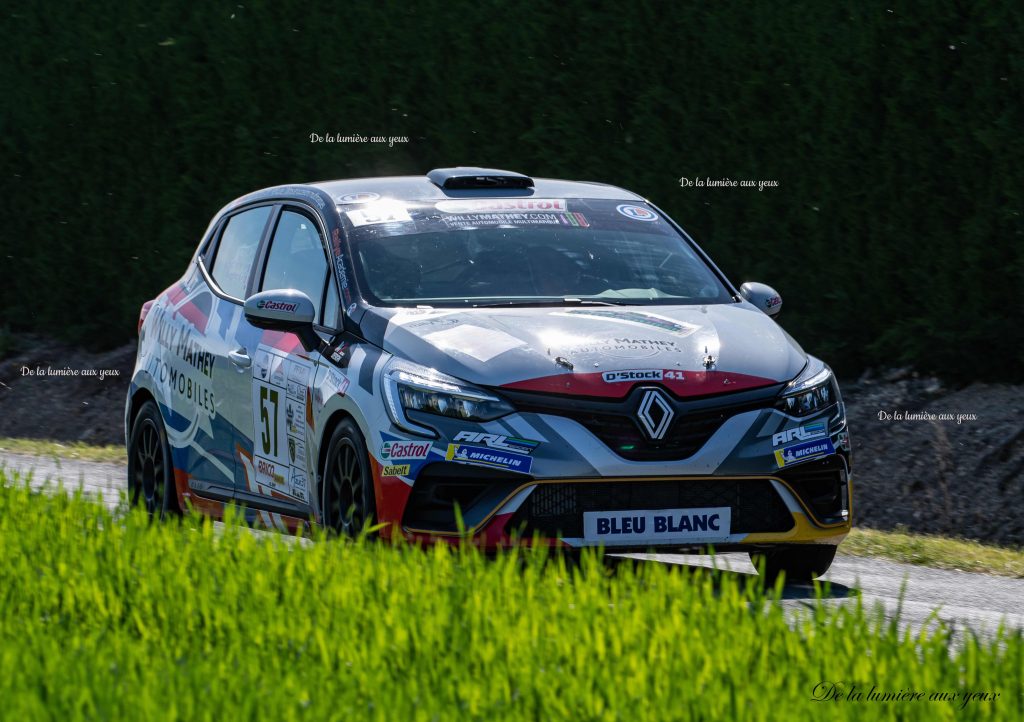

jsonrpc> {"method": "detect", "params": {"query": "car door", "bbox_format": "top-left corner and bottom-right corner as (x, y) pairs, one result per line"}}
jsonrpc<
(235, 206), (334, 518)
(188, 204), (275, 502)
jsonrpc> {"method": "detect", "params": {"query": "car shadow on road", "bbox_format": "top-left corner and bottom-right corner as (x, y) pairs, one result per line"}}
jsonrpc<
(601, 554), (859, 600)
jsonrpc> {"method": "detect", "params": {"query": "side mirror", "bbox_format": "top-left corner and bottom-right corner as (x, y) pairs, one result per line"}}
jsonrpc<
(244, 289), (321, 352)
(739, 282), (783, 318)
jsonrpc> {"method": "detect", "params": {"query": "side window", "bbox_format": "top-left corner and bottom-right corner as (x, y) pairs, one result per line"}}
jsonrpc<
(209, 206), (272, 299)
(322, 275), (340, 329)
(261, 210), (329, 322)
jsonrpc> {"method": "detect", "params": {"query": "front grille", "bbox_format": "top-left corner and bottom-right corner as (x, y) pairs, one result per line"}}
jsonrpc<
(501, 383), (784, 461)
(508, 478), (794, 538)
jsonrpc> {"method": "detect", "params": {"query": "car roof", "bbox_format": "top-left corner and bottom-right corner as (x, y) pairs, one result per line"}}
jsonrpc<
(309, 175), (646, 203)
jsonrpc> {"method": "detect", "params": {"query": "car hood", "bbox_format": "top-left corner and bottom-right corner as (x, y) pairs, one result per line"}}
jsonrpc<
(370, 303), (806, 398)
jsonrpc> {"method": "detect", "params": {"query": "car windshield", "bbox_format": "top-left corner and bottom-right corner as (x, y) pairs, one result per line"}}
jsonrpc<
(341, 198), (733, 307)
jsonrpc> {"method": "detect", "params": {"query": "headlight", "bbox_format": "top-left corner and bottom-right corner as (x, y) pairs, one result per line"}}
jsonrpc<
(382, 357), (514, 437)
(776, 356), (840, 417)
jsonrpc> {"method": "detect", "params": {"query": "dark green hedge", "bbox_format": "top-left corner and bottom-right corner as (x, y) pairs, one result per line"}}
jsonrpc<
(2, 1), (1021, 381)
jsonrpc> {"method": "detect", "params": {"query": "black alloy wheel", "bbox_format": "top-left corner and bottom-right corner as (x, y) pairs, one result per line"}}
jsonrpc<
(321, 419), (376, 537)
(127, 399), (181, 518)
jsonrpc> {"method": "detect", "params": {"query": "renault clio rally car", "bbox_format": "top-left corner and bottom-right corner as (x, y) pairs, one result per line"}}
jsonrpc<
(126, 167), (852, 580)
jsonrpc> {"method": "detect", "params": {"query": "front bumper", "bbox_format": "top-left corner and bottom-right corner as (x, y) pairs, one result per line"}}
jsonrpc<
(372, 386), (853, 550)
(387, 456), (852, 550)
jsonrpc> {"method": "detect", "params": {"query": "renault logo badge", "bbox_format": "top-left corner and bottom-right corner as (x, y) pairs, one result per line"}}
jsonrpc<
(636, 388), (674, 441)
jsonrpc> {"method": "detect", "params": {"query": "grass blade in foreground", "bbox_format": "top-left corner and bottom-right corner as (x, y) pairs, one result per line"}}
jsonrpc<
(0, 472), (1020, 720)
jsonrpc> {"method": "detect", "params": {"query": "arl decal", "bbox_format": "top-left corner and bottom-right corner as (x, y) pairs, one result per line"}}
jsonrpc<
(445, 444), (533, 473)
(775, 438), (836, 468)
(772, 421), (827, 447)
(381, 464), (411, 477)
(452, 431), (540, 455)
(380, 440), (432, 461)
(601, 369), (686, 383)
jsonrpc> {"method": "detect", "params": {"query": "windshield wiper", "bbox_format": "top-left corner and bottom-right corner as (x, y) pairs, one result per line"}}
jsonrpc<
(472, 297), (629, 308)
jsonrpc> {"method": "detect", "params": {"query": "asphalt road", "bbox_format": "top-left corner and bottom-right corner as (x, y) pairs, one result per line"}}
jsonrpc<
(3, 451), (1022, 643)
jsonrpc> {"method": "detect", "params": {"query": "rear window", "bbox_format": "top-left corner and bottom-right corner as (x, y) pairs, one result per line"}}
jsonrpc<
(341, 198), (731, 306)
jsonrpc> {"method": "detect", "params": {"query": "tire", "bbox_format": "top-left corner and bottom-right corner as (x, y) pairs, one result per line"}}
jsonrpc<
(320, 418), (376, 536)
(127, 399), (181, 518)
(749, 545), (837, 584)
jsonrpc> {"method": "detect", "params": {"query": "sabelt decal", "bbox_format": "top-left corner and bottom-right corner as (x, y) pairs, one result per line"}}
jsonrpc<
(380, 440), (432, 461)
(772, 421), (827, 447)
(445, 444), (533, 473)
(436, 198), (568, 214)
(601, 369), (686, 383)
(381, 464), (411, 477)
(774, 438), (836, 468)
(452, 431), (540, 455)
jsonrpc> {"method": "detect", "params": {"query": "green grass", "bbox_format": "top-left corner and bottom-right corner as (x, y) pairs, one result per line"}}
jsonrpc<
(844, 527), (1024, 579)
(0, 473), (1021, 720)
(0, 437), (126, 464)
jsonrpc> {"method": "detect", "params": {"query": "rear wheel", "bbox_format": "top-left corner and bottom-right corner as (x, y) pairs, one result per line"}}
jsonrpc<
(320, 419), (376, 536)
(749, 545), (837, 583)
(127, 400), (181, 518)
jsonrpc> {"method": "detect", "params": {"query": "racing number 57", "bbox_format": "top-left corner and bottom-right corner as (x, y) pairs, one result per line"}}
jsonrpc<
(260, 386), (279, 456)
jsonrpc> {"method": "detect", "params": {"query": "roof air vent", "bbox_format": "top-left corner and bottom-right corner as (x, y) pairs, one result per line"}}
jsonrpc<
(427, 167), (534, 190)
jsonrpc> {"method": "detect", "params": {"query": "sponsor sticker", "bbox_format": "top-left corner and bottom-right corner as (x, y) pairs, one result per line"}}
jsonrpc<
(436, 198), (568, 214)
(772, 421), (827, 447)
(774, 438), (836, 468)
(765, 295), (782, 310)
(287, 436), (306, 466)
(559, 309), (700, 336)
(445, 444), (533, 473)
(616, 204), (659, 222)
(256, 299), (299, 313)
(337, 191), (381, 204)
(452, 431), (540, 455)
(380, 440), (432, 461)
(290, 469), (307, 503)
(601, 369), (686, 383)
(346, 203), (413, 227)
(440, 212), (567, 228)
(583, 506), (731, 545)
(565, 337), (684, 359)
(381, 464), (411, 477)
(286, 362), (309, 401)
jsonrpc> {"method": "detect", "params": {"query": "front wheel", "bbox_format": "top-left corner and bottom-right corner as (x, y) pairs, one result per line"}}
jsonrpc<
(749, 545), (837, 583)
(127, 399), (181, 518)
(320, 419), (376, 537)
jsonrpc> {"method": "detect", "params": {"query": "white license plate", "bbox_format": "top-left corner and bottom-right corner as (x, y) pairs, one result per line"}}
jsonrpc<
(582, 507), (731, 546)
